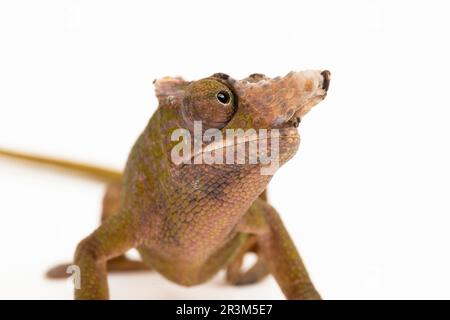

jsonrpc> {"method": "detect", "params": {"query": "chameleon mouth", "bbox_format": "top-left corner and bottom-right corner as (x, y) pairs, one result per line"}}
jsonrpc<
(200, 128), (298, 155)
(284, 115), (302, 128)
(171, 126), (300, 167)
(175, 128), (299, 166)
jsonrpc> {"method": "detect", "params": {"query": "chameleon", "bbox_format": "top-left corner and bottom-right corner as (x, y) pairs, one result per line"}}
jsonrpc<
(0, 69), (330, 299)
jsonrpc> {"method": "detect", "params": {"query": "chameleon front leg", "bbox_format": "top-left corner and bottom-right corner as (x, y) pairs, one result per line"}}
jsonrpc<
(46, 256), (148, 278)
(47, 184), (148, 279)
(99, 183), (149, 273)
(74, 211), (141, 299)
(240, 199), (320, 300)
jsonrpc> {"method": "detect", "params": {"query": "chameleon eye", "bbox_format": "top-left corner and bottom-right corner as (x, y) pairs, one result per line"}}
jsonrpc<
(216, 91), (231, 104)
(182, 79), (236, 129)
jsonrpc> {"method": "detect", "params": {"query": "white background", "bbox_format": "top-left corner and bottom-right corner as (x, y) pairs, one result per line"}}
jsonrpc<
(0, 0), (449, 299)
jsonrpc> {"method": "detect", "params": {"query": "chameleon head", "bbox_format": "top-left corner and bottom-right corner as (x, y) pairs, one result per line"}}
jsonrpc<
(135, 70), (331, 249)
(154, 70), (330, 171)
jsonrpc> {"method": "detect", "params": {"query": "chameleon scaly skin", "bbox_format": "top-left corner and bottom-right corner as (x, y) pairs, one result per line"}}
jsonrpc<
(1, 70), (331, 299)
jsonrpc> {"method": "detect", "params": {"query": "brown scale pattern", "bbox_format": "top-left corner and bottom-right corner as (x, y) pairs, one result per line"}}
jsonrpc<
(54, 70), (331, 299)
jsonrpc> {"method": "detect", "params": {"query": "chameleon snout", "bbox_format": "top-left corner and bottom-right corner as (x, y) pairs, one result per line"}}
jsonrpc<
(320, 70), (331, 92)
(229, 70), (331, 129)
(289, 69), (331, 120)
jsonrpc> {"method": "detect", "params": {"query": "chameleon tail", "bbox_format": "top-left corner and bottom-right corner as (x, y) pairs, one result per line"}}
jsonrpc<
(0, 148), (122, 183)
